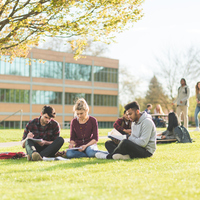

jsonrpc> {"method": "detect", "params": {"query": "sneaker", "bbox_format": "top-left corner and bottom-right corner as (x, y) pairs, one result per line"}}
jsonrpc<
(112, 154), (130, 160)
(27, 154), (31, 161)
(194, 127), (200, 131)
(95, 152), (108, 159)
(32, 152), (43, 161)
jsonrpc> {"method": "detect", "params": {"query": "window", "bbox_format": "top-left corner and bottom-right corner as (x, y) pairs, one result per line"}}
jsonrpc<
(65, 93), (91, 105)
(0, 56), (30, 76)
(65, 63), (91, 81)
(0, 88), (29, 103)
(93, 66), (118, 83)
(94, 94), (117, 106)
(32, 60), (63, 79)
(32, 90), (62, 104)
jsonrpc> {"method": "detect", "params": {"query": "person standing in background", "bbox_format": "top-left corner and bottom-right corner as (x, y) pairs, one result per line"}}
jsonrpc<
(194, 81), (200, 131)
(172, 78), (190, 129)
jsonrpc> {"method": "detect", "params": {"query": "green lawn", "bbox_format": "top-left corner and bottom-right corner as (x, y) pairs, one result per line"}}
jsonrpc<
(0, 129), (111, 143)
(0, 129), (200, 199)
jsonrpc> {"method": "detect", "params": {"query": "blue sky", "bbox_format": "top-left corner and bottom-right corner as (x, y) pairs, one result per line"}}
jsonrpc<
(106, 0), (200, 96)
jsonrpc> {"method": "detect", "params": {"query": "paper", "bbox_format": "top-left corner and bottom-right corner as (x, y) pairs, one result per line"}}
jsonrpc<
(43, 156), (69, 161)
(66, 147), (82, 150)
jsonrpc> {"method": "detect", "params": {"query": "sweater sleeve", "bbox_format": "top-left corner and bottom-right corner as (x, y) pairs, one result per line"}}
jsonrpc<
(91, 117), (99, 141)
(70, 119), (76, 141)
(128, 119), (153, 148)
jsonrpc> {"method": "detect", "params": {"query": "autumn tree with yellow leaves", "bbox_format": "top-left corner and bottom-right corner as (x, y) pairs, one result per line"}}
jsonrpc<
(0, 0), (144, 60)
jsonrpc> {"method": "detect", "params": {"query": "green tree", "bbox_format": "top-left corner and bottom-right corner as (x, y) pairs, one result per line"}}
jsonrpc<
(145, 75), (171, 112)
(0, 0), (144, 60)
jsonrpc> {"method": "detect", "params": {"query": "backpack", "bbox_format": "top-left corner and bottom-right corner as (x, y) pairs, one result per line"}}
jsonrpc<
(174, 125), (192, 143)
(0, 152), (26, 159)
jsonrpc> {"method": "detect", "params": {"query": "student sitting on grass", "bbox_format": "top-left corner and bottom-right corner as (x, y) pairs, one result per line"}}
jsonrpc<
(157, 112), (179, 139)
(105, 110), (132, 154)
(95, 101), (156, 160)
(66, 98), (106, 158)
(21, 105), (64, 161)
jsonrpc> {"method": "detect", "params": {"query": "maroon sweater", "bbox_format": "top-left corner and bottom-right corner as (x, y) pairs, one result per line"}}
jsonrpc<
(70, 116), (99, 147)
(113, 117), (132, 134)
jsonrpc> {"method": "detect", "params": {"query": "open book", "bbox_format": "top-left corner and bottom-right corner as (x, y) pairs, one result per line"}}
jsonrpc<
(28, 138), (43, 142)
(66, 147), (82, 151)
(108, 129), (127, 141)
(43, 156), (69, 161)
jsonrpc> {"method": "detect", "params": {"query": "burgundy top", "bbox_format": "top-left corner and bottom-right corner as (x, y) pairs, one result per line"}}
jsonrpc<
(70, 116), (99, 147)
(113, 117), (132, 134)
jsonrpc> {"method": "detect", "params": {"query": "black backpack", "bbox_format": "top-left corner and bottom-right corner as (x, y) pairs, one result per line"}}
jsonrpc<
(174, 125), (192, 143)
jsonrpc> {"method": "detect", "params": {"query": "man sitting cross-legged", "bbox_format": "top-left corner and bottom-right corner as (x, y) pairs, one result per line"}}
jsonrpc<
(95, 101), (156, 160)
(21, 105), (64, 161)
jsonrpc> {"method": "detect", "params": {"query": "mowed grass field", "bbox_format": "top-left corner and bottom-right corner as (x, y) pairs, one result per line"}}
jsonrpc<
(0, 129), (200, 200)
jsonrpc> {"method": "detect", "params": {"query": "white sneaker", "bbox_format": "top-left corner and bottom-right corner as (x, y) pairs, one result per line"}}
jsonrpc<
(194, 127), (200, 131)
(112, 154), (130, 160)
(95, 152), (108, 159)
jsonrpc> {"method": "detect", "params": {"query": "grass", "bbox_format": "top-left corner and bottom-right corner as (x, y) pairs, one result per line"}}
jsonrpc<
(0, 128), (200, 199)
(0, 129), (110, 143)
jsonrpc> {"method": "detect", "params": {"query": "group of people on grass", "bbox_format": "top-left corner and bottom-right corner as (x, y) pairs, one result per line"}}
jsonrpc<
(21, 78), (200, 161)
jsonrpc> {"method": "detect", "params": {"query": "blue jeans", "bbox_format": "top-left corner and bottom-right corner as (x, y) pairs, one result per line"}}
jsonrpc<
(66, 144), (107, 158)
(194, 106), (200, 127)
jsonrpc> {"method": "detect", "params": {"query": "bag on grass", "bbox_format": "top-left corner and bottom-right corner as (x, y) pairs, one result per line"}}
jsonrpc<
(174, 125), (192, 143)
(0, 152), (26, 159)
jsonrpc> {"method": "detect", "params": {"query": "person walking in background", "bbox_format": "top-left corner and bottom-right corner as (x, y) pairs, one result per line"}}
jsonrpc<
(66, 98), (105, 158)
(194, 81), (200, 131)
(145, 104), (152, 114)
(172, 78), (190, 129)
(105, 110), (132, 153)
(157, 112), (179, 139)
(21, 105), (64, 161)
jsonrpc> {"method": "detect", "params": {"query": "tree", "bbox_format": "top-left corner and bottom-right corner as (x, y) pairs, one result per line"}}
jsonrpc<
(144, 75), (171, 112)
(39, 37), (109, 57)
(119, 66), (140, 106)
(155, 46), (200, 100)
(0, 0), (144, 60)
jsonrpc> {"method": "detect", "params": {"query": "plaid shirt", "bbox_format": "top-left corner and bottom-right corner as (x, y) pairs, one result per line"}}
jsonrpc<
(22, 117), (60, 141)
(113, 117), (132, 134)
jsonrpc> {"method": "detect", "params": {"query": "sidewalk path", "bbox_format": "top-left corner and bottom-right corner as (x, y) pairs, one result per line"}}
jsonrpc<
(0, 136), (107, 148)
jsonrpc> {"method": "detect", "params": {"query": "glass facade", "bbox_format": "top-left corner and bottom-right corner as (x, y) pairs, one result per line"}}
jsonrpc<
(93, 66), (118, 83)
(32, 90), (62, 104)
(32, 60), (63, 79)
(0, 121), (29, 129)
(98, 121), (115, 128)
(0, 56), (29, 76)
(0, 88), (29, 103)
(65, 93), (91, 105)
(0, 57), (118, 83)
(94, 94), (117, 107)
(65, 63), (92, 81)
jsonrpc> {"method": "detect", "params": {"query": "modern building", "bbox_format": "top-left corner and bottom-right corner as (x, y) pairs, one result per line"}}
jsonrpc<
(0, 48), (119, 129)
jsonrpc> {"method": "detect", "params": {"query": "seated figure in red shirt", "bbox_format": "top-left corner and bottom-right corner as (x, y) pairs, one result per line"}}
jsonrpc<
(105, 110), (132, 153)
(66, 98), (106, 158)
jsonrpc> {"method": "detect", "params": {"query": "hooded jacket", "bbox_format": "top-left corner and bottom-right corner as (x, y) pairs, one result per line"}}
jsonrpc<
(173, 85), (190, 106)
(128, 112), (156, 155)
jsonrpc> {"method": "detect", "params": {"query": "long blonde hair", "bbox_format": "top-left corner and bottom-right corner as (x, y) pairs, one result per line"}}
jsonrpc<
(195, 82), (200, 97)
(73, 98), (89, 113)
(155, 104), (163, 114)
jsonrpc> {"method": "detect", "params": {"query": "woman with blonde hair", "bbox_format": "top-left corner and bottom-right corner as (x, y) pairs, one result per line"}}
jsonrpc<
(153, 104), (165, 127)
(194, 82), (200, 131)
(66, 98), (105, 158)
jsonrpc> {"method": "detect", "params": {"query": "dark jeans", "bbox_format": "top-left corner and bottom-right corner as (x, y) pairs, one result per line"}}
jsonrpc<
(106, 139), (152, 159)
(105, 140), (118, 154)
(25, 137), (64, 158)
